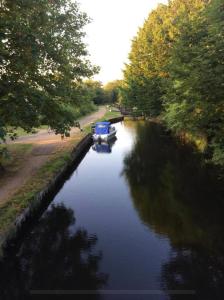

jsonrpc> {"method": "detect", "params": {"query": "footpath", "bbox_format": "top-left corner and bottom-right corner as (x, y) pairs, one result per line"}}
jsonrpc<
(0, 106), (107, 205)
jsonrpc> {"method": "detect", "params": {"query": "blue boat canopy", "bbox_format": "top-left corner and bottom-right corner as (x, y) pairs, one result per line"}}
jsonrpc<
(95, 122), (111, 134)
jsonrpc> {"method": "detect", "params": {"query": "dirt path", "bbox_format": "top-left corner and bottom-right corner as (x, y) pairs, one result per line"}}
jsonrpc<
(0, 106), (107, 205)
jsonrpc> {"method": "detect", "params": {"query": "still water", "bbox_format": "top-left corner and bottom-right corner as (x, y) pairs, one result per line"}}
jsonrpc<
(1, 121), (224, 300)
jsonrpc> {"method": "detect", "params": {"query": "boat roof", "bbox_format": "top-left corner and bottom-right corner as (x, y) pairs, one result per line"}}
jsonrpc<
(95, 121), (111, 126)
(94, 121), (111, 134)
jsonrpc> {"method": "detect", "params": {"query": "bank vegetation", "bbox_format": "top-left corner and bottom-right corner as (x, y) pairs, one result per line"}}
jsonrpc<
(122, 0), (224, 166)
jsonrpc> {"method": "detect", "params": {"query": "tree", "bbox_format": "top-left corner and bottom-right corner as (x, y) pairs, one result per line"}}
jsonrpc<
(122, 0), (224, 166)
(0, 0), (97, 140)
(122, 4), (169, 116)
(122, 0), (208, 117)
(164, 0), (224, 165)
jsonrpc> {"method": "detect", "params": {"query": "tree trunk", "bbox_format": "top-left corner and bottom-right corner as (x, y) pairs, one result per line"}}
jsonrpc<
(0, 163), (5, 175)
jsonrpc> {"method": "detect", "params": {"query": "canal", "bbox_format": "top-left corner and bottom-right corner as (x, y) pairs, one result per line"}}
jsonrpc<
(1, 121), (224, 300)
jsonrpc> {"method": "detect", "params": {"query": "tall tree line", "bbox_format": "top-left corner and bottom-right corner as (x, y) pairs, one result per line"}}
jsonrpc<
(122, 0), (224, 166)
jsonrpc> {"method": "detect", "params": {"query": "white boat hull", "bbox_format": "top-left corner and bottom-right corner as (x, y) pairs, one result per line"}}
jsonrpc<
(93, 129), (116, 142)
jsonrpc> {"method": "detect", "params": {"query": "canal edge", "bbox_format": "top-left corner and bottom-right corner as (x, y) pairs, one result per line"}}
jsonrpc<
(0, 116), (124, 255)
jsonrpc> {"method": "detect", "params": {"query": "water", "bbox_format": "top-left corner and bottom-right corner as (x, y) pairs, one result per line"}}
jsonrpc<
(1, 121), (224, 300)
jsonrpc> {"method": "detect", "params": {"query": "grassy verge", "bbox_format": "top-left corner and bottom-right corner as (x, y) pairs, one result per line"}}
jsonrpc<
(7, 126), (48, 138)
(102, 110), (122, 120)
(0, 144), (33, 172)
(0, 133), (85, 235)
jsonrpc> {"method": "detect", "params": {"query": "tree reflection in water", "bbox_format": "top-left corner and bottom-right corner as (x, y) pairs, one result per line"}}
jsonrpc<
(123, 122), (224, 299)
(0, 204), (107, 299)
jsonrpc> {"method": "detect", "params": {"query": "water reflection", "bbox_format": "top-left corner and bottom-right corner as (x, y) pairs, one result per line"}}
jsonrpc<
(162, 249), (224, 300)
(92, 137), (117, 154)
(123, 122), (224, 299)
(0, 204), (107, 299)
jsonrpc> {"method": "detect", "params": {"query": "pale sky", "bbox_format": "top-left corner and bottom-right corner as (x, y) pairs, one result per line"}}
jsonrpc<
(78, 0), (168, 84)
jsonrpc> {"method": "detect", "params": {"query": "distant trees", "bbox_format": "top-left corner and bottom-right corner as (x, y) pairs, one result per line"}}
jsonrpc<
(81, 80), (106, 105)
(122, 0), (224, 166)
(104, 80), (123, 104)
(78, 80), (123, 106)
(0, 0), (98, 139)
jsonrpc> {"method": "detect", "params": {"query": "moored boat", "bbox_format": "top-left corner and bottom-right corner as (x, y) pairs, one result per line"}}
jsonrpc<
(92, 121), (116, 142)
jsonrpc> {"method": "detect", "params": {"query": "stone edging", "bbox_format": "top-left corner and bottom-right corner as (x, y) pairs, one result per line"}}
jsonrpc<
(1, 134), (92, 251)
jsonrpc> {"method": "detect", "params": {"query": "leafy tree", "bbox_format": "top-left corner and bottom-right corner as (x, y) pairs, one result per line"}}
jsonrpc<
(0, 0), (97, 140)
(122, 4), (169, 117)
(164, 0), (224, 165)
(122, 0), (208, 117)
(122, 0), (224, 166)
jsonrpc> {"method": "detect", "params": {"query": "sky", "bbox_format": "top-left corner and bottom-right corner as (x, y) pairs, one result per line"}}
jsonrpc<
(78, 0), (168, 84)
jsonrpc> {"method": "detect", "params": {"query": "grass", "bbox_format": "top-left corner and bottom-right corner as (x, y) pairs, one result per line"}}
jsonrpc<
(7, 125), (48, 138)
(102, 109), (122, 120)
(0, 144), (33, 172)
(0, 133), (84, 235)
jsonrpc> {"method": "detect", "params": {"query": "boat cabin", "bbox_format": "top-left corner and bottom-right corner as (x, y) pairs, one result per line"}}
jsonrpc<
(94, 122), (111, 135)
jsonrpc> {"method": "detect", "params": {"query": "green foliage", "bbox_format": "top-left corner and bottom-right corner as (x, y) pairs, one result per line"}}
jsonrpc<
(122, 3), (169, 116)
(79, 80), (108, 105)
(104, 80), (123, 104)
(123, 0), (224, 166)
(0, 0), (98, 140)
(123, 0), (208, 116)
(164, 0), (224, 165)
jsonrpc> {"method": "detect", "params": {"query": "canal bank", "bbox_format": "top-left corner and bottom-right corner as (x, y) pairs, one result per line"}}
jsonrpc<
(0, 113), (123, 251)
(1, 120), (224, 299)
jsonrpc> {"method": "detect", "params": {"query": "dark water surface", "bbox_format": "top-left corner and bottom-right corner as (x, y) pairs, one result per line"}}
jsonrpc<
(1, 121), (224, 300)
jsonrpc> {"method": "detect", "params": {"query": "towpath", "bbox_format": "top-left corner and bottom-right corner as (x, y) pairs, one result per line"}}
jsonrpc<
(0, 106), (106, 204)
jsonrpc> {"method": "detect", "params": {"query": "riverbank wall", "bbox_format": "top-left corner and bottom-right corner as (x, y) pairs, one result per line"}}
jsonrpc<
(109, 116), (124, 124)
(0, 133), (92, 253)
(0, 116), (124, 254)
